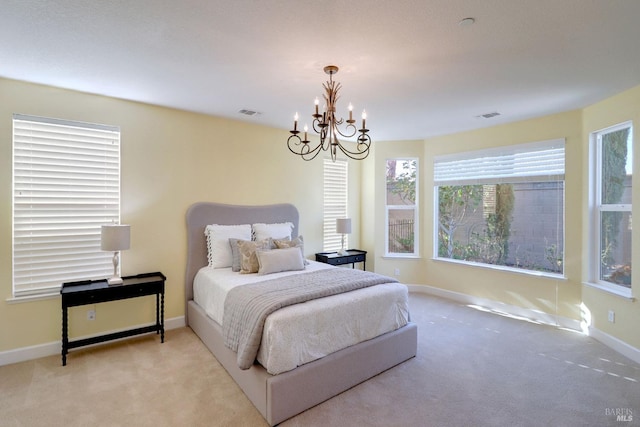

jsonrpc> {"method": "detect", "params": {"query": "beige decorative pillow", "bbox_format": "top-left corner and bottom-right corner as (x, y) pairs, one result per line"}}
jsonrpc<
(274, 235), (308, 264)
(237, 239), (272, 274)
(256, 247), (305, 275)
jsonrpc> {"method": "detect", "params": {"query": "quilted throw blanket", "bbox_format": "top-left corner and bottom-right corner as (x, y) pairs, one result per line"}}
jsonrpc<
(223, 267), (398, 370)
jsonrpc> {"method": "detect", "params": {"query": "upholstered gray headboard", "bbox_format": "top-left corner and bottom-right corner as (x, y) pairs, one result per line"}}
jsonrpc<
(184, 202), (299, 321)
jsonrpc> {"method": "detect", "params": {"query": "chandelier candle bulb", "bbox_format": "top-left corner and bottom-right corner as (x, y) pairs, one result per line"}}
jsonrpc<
(304, 124), (308, 141)
(348, 103), (353, 121)
(293, 112), (298, 131)
(314, 97), (319, 115)
(362, 110), (367, 129)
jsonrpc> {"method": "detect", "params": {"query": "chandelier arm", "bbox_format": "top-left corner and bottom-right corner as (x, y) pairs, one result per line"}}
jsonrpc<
(321, 125), (330, 151)
(311, 117), (333, 152)
(335, 139), (371, 160)
(333, 122), (357, 139)
(286, 134), (305, 155)
(300, 143), (325, 161)
(287, 134), (324, 160)
(312, 118), (326, 138)
(334, 133), (372, 160)
(336, 143), (370, 157)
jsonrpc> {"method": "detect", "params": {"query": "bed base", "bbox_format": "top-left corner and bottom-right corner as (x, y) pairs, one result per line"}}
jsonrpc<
(188, 300), (417, 426)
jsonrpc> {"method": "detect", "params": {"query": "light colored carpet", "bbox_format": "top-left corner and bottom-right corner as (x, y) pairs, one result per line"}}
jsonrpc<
(1, 293), (639, 427)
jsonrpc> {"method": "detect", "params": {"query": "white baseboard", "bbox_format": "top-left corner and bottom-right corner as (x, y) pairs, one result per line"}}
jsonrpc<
(588, 326), (640, 365)
(409, 284), (640, 365)
(0, 316), (186, 367)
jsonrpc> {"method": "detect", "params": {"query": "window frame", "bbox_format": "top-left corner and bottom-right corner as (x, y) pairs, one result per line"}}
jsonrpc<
(589, 121), (633, 298)
(12, 114), (121, 299)
(385, 158), (419, 258)
(433, 139), (565, 276)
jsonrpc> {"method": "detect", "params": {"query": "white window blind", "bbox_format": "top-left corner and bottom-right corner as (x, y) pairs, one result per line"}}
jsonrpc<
(434, 139), (565, 185)
(12, 114), (121, 297)
(323, 158), (348, 251)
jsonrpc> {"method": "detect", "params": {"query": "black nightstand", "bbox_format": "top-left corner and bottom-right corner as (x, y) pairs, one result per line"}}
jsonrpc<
(60, 272), (166, 366)
(315, 250), (367, 270)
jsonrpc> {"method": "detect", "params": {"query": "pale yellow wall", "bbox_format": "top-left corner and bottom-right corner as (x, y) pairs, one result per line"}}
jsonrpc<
(581, 85), (640, 349)
(373, 111), (584, 321)
(0, 78), (361, 352)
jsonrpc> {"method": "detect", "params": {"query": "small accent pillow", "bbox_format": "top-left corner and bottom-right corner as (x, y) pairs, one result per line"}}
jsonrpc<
(256, 247), (305, 275)
(273, 235), (309, 265)
(252, 222), (294, 241)
(230, 238), (275, 272)
(205, 224), (251, 268)
(237, 239), (272, 274)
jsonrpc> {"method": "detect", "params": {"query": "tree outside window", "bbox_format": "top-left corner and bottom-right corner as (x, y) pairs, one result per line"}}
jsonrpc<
(386, 159), (418, 256)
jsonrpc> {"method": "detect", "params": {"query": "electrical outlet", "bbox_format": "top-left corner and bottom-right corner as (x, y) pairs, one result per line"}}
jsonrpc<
(608, 310), (615, 323)
(87, 309), (96, 321)
(394, 268), (400, 276)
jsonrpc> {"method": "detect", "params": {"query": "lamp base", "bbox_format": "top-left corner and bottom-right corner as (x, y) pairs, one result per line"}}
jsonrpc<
(107, 276), (123, 286)
(337, 248), (349, 256)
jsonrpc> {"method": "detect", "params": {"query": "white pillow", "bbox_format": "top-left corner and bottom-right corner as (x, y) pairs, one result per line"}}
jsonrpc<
(205, 224), (251, 268)
(256, 247), (305, 275)
(252, 222), (294, 241)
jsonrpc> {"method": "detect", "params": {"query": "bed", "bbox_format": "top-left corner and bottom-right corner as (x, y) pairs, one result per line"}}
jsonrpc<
(185, 202), (417, 426)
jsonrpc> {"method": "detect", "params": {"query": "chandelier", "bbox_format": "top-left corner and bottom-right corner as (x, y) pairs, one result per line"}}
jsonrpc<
(287, 65), (371, 161)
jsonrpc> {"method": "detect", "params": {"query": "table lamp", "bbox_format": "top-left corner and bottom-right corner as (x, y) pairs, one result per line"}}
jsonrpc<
(336, 218), (351, 256)
(101, 224), (130, 285)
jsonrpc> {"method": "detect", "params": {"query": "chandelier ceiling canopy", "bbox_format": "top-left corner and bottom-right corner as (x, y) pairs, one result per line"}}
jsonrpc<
(287, 65), (371, 161)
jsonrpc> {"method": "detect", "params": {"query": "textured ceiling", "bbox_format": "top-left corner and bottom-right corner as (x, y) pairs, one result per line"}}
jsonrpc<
(2, 0), (640, 141)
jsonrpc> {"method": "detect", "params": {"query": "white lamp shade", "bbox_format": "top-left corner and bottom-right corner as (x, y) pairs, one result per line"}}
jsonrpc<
(101, 224), (131, 251)
(336, 218), (352, 234)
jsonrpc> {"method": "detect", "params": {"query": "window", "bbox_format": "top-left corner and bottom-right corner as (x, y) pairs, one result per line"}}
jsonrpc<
(12, 114), (121, 298)
(323, 158), (348, 251)
(591, 122), (632, 292)
(434, 140), (564, 274)
(386, 158), (418, 256)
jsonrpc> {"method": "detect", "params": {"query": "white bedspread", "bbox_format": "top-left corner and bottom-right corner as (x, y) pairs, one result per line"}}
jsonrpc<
(193, 261), (410, 375)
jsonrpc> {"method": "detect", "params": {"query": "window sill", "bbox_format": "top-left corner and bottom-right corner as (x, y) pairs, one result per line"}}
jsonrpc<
(6, 292), (60, 304)
(383, 254), (421, 260)
(432, 257), (566, 280)
(582, 282), (635, 301)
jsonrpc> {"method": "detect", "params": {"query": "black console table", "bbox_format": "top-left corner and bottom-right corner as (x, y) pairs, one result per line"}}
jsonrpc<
(60, 272), (166, 366)
(315, 249), (367, 270)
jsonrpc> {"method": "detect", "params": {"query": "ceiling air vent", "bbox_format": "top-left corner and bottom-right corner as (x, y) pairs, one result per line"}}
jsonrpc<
(476, 111), (501, 119)
(239, 109), (260, 116)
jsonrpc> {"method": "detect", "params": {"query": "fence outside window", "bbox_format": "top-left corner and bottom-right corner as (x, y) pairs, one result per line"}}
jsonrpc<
(388, 218), (415, 253)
